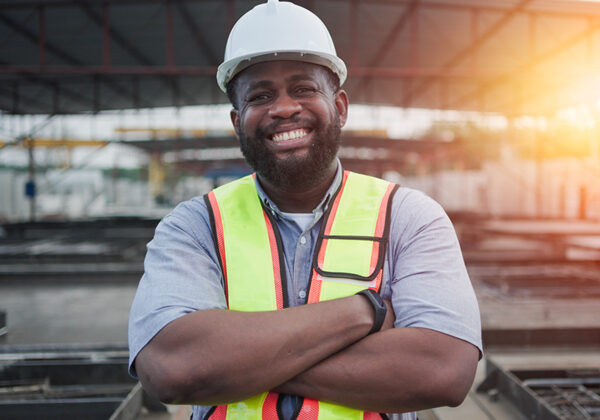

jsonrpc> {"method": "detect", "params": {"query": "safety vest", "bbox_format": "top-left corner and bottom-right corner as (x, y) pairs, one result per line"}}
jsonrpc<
(203, 171), (398, 420)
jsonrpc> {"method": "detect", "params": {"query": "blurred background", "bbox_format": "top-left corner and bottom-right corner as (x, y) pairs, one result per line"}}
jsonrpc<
(0, 1), (599, 419)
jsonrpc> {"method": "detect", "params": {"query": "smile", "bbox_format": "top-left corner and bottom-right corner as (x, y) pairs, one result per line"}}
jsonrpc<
(271, 128), (310, 142)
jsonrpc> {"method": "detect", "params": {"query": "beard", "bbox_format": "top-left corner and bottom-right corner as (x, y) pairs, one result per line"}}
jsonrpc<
(239, 114), (341, 190)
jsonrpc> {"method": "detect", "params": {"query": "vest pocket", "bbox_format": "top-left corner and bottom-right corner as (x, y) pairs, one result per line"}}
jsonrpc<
(312, 234), (387, 282)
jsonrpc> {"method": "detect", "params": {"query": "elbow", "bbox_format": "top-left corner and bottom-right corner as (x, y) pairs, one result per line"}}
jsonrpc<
(136, 352), (217, 405)
(443, 384), (470, 408)
(431, 361), (477, 408)
(136, 358), (183, 404)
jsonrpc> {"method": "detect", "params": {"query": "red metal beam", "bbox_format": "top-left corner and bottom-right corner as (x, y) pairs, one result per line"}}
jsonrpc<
(353, 0), (420, 98)
(3, 0), (600, 19)
(38, 5), (45, 67)
(451, 19), (600, 113)
(0, 8), (154, 109)
(404, 2), (419, 108)
(349, 0), (359, 68)
(103, 3), (111, 67)
(0, 64), (516, 78)
(77, 1), (195, 105)
(227, 0), (234, 32)
(0, 65), (216, 75)
(175, 0), (218, 64)
(0, 85), (48, 114)
(166, 0), (175, 68)
(470, 8), (478, 76)
(12, 82), (19, 114)
(0, 11), (83, 66)
(93, 75), (100, 112)
(403, 0), (534, 107)
(528, 12), (536, 58)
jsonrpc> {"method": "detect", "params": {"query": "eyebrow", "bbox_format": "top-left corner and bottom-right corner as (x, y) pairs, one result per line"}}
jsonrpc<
(245, 73), (315, 92)
(246, 80), (272, 91)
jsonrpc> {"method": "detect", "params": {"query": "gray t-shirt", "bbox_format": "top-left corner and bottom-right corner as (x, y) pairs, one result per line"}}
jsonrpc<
(128, 166), (482, 420)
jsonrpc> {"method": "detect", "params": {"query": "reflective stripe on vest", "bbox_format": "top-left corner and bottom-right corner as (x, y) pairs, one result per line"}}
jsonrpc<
(204, 171), (397, 420)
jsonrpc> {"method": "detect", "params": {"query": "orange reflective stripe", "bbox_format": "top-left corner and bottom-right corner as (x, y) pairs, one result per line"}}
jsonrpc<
(262, 392), (280, 420)
(296, 397), (319, 419)
(368, 182), (396, 292)
(307, 171), (349, 303)
(208, 171), (396, 419)
(263, 210), (284, 310)
(206, 404), (227, 420)
(207, 191), (229, 306)
(208, 175), (286, 310)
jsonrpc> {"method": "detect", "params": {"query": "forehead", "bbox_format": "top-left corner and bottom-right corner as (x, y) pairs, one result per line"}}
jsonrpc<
(235, 60), (330, 88)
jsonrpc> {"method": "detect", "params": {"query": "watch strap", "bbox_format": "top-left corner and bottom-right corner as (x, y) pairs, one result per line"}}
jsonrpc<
(356, 289), (387, 334)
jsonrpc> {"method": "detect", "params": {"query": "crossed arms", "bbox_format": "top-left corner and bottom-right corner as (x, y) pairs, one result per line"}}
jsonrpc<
(134, 294), (479, 413)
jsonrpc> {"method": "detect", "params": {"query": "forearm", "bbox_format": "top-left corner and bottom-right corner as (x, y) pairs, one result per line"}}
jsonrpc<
(275, 327), (479, 413)
(135, 294), (373, 405)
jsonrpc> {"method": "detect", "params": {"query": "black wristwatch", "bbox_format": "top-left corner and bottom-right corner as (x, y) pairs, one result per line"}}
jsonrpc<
(356, 289), (387, 334)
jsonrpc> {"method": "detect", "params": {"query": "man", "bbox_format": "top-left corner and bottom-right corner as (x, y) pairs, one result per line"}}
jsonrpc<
(128, 1), (482, 419)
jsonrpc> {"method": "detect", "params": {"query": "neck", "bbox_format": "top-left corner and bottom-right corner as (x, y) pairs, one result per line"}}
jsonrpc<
(257, 161), (337, 213)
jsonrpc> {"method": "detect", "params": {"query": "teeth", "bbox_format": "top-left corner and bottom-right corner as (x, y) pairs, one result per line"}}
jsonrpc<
(272, 129), (308, 142)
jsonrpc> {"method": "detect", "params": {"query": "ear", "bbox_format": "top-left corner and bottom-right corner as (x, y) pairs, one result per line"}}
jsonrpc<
(230, 108), (241, 137)
(334, 90), (349, 128)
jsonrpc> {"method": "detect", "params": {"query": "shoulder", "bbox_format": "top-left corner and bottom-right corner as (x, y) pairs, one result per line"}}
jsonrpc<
(154, 195), (214, 247)
(389, 186), (450, 234)
(162, 195), (210, 227)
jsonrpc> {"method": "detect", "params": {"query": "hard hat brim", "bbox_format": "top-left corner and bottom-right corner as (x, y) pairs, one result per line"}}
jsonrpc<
(217, 51), (347, 93)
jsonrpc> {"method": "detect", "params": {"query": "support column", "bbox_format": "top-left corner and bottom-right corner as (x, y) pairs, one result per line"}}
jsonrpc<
(26, 137), (36, 221)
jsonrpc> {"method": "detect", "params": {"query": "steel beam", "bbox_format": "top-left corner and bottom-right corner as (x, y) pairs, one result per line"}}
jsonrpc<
(132, 76), (141, 109)
(103, 2), (111, 67)
(0, 64), (509, 78)
(227, 0), (235, 31)
(404, 0), (533, 107)
(78, 1), (195, 105)
(454, 20), (600, 113)
(175, 0), (218, 64)
(0, 11), (82, 66)
(354, 0), (420, 99)
(477, 359), (573, 420)
(0, 310), (6, 337)
(0, 8), (148, 109)
(52, 82), (59, 114)
(3, 0), (600, 19)
(93, 75), (100, 112)
(11, 81), (19, 114)
(0, 53), (92, 111)
(166, 0), (175, 68)
(37, 5), (45, 67)
(470, 8), (479, 76)
(349, 0), (359, 68)
(79, 3), (152, 67)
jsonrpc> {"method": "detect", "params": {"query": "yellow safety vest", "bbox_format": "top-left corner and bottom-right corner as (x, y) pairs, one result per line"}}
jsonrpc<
(204, 171), (397, 420)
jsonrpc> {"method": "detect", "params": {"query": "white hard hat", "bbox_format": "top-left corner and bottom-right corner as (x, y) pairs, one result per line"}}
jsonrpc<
(217, 0), (347, 92)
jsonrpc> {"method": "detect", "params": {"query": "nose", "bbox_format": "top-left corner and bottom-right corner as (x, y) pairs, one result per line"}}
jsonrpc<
(268, 92), (302, 119)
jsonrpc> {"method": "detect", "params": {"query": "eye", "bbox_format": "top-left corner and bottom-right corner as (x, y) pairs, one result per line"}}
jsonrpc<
(246, 92), (272, 104)
(294, 86), (316, 96)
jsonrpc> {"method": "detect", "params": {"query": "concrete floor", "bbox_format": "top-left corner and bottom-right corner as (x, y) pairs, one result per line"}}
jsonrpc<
(0, 282), (136, 345)
(2, 218), (600, 419)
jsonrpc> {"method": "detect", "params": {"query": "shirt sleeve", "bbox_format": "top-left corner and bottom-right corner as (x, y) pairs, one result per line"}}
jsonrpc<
(387, 188), (482, 356)
(128, 197), (226, 377)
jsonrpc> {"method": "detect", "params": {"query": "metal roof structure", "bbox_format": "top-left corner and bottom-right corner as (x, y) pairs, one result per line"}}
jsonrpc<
(1, 0), (599, 116)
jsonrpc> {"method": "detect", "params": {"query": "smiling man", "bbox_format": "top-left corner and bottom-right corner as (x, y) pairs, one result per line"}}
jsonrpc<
(128, 1), (482, 420)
